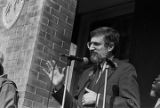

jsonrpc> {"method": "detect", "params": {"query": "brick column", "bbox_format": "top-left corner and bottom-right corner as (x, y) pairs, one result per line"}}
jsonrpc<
(0, 0), (77, 107)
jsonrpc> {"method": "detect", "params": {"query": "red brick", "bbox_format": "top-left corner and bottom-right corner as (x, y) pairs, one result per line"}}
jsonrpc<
(67, 17), (75, 25)
(32, 56), (42, 66)
(68, 1), (77, 13)
(47, 100), (61, 108)
(37, 36), (53, 49)
(38, 30), (46, 38)
(47, 53), (60, 62)
(25, 92), (35, 100)
(58, 19), (73, 31)
(41, 17), (49, 26)
(43, 5), (51, 13)
(35, 42), (44, 51)
(42, 11), (53, 22)
(62, 41), (71, 49)
(60, 7), (73, 18)
(27, 78), (47, 90)
(64, 29), (72, 40)
(25, 92), (43, 103)
(55, 30), (66, 41)
(43, 47), (59, 58)
(48, 20), (65, 33)
(46, 33), (63, 46)
(51, 8), (67, 21)
(55, 30), (71, 43)
(47, 0), (60, 11)
(32, 102), (46, 108)
(38, 73), (50, 84)
(23, 99), (33, 107)
(29, 70), (39, 79)
(39, 24), (48, 32)
(30, 63), (41, 73)
(47, 27), (56, 36)
(57, 0), (69, 9)
(26, 84), (36, 93)
(36, 87), (49, 98)
(34, 50), (50, 61)
(53, 44), (68, 54)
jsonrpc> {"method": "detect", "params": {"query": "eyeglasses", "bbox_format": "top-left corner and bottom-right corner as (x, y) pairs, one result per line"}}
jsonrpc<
(87, 42), (102, 48)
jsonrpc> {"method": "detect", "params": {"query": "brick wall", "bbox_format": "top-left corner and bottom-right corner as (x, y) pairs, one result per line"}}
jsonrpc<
(0, 0), (77, 108)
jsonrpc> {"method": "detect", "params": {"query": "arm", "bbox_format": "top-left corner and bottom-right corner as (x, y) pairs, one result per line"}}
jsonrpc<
(0, 83), (18, 108)
(117, 64), (140, 108)
(43, 60), (80, 108)
(52, 85), (79, 108)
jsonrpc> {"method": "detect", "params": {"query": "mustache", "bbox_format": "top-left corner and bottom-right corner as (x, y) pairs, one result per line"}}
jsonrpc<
(90, 51), (97, 54)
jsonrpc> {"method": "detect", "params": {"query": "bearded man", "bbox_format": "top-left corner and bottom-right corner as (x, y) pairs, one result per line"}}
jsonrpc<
(44, 26), (140, 108)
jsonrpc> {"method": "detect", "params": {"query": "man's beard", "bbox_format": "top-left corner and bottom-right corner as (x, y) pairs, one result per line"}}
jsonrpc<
(90, 52), (103, 64)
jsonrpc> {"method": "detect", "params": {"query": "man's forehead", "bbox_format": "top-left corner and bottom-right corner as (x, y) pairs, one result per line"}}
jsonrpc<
(90, 35), (104, 42)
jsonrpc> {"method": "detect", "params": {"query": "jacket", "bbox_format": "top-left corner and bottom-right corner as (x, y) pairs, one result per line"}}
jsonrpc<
(53, 59), (140, 108)
(0, 74), (18, 108)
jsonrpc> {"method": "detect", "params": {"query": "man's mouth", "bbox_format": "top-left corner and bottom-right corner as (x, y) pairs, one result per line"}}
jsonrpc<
(90, 51), (97, 55)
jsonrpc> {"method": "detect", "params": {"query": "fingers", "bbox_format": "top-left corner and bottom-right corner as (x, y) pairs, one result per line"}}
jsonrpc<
(42, 68), (49, 76)
(42, 60), (66, 78)
(42, 60), (56, 78)
(62, 67), (66, 74)
(82, 98), (86, 105)
(85, 87), (93, 93)
(46, 61), (53, 71)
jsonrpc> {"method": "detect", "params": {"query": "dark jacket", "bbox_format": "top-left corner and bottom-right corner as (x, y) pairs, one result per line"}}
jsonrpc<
(53, 59), (140, 108)
(0, 74), (18, 108)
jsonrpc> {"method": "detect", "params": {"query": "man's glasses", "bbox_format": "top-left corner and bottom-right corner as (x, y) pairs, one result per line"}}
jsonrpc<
(87, 42), (102, 48)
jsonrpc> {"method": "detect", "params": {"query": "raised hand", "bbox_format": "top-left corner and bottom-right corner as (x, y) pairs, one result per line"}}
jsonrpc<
(43, 60), (65, 88)
(82, 88), (97, 106)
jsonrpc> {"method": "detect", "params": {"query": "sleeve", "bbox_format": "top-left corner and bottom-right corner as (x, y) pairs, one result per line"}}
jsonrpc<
(52, 85), (80, 108)
(97, 64), (140, 108)
(116, 64), (140, 108)
(0, 83), (18, 108)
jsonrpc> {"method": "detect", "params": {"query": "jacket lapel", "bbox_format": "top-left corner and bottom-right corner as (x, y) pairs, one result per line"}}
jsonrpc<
(74, 66), (95, 97)
(98, 59), (118, 89)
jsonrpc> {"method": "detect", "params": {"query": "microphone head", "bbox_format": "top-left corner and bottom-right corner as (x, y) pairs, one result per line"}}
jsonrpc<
(83, 57), (89, 64)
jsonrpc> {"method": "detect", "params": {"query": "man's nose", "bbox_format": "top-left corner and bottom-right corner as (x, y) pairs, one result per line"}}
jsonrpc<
(88, 44), (96, 50)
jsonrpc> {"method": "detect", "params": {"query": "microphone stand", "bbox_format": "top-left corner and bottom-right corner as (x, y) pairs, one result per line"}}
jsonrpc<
(61, 58), (72, 108)
(102, 64), (109, 108)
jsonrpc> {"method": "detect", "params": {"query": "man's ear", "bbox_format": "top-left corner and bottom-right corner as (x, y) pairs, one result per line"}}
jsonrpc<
(108, 43), (114, 52)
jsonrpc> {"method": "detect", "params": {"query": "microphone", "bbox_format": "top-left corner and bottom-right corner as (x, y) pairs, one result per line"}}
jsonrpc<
(61, 54), (89, 64)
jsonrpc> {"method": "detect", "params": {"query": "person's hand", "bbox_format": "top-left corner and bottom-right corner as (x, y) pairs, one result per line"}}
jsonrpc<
(82, 88), (97, 106)
(153, 75), (160, 89)
(151, 75), (160, 97)
(43, 60), (65, 89)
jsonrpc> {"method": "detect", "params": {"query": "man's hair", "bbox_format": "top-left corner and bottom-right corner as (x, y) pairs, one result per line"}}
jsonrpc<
(90, 26), (120, 56)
